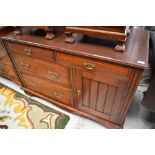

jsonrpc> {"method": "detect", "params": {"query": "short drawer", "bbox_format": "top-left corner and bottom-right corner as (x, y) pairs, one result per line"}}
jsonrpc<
(0, 63), (18, 81)
(7, 42), (54, 61)
(23, 74), (72, 106)
(56, 53), (131, 79)
(14, 54), (70, 87)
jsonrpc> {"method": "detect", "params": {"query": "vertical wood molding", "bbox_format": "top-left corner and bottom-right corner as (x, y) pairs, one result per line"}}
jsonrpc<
(117, 69), (143, 125)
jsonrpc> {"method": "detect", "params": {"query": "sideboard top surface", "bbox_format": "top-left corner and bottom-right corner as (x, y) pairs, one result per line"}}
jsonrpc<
(2, 27), (149, 69)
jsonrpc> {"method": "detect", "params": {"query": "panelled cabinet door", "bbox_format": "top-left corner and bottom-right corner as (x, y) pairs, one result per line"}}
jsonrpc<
(74, 69), (128, 123)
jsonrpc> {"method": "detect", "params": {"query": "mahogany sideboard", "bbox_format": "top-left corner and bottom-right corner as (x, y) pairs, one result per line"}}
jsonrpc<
(1, 27), (149, 128)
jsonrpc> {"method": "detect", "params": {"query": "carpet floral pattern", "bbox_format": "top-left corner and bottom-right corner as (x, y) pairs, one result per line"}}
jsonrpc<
(0, 83), (70, 129)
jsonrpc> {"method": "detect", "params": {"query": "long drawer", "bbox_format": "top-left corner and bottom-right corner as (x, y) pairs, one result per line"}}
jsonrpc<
(14, 53), (71, 87)
(7, 42), (54, 61)
(56, 52), (131, 80)
(22, 74), (72, 106)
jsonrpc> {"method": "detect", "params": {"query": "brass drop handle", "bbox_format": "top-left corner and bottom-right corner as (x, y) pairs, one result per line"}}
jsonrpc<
(21, 62), (30, 70)
(24, 48), (32, 55)
(0, 67), (4, 73)
(84, 63), (95, 70)
(48, 71), (59, 79)
(77, 90), (81, 96)
(54, 91), (64, 99)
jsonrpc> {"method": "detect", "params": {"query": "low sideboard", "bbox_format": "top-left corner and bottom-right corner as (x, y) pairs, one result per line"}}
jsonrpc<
(1, 27), (149, 128)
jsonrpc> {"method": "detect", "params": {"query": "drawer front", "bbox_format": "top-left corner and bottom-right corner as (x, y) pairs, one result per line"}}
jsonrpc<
(14, 54), (70, 87)
(8, 42), (54, 61)
(56, 53), (131, 80)
(23, 74), (72, 106)
(0, 63), (18, 81)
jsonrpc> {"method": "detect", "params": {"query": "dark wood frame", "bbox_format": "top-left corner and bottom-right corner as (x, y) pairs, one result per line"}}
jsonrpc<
(65, 26), (129, 52)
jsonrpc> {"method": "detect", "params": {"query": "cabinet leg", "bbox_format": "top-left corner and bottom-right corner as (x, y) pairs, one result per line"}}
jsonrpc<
(45, 27), (55, 40)
(14, 27), (22, 35)
(115, 41), (125, 52)
(65, 32), (74, 43)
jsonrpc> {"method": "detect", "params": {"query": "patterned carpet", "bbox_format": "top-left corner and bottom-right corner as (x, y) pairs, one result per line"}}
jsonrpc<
(0, 83), (70, 129)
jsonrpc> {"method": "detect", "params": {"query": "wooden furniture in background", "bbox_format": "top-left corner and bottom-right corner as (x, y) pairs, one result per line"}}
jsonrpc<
(0, 27), (21, 85)
(14, 26), (55, 40)
(65, 26), (129, 52)
(142, 76), (155, 111)
(1, 27), (149, 128)
(142, 31), (155, 111)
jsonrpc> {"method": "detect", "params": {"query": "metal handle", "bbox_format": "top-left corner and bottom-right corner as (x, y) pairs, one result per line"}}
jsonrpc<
(24, 48), (32, 56)
(54, 91), (63, 99)
(48, 71), (59, 79)
(20, 62), (30, 69)
(84, 63), (95, 70)
(77, 90), (81, 96)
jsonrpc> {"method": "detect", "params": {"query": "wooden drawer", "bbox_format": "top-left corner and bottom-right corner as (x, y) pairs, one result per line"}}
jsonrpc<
(14, 54), (70, 87)
(56, 53), (131, 80)
(0, 63), (18, 81)
(23, 74), (72, 106)
(7, 42), (54, 61)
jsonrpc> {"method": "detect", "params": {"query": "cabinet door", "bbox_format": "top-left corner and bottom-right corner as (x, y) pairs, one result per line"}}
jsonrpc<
(74, 69), (128, 123)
